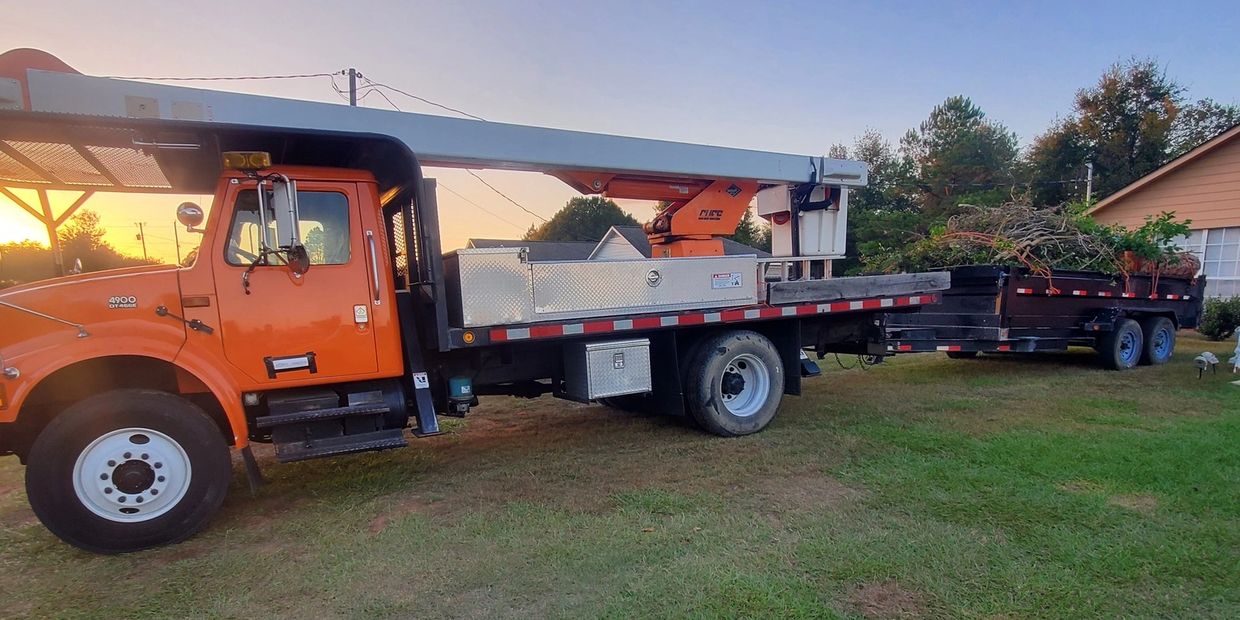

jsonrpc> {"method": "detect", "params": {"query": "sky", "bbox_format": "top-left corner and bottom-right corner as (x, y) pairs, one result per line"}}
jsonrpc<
(2, 0), (1238, 261)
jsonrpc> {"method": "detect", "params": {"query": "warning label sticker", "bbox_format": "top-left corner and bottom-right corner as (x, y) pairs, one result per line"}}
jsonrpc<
(711, 272), (743, 289)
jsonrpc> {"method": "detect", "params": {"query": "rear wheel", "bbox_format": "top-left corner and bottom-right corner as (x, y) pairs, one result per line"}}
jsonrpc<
(25, 389), (232, 553)
(1097, 318), (1143, 370)
(685, 330), (785, 436)
(1139, 317), (1176, 365)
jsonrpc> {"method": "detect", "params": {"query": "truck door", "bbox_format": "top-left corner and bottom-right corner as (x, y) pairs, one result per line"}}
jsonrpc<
(213, 179), (380, 385)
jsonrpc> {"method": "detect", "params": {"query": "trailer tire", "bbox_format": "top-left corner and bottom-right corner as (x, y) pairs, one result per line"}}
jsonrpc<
(945, 351), (978, 359)
(25, 389), (232, 553)
(1097, 318), (1144, 370)
(1138, 316), (1176, 365)
(685, 330), (784, 436)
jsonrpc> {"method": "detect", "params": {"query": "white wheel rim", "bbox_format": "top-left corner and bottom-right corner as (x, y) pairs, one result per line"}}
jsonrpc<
(719, 353), (771, 418)
(72, 427), (192, 523)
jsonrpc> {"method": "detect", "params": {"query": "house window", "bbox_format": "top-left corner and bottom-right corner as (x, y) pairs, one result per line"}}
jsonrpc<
(1181, 227), (1240, 298)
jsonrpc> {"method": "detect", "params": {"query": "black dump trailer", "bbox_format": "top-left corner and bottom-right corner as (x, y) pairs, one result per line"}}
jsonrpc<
(884, 265), (1206, 369)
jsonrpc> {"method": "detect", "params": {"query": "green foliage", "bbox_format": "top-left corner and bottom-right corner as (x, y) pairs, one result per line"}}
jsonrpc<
(863, 203), (1192, 275)
(1171, 98), (1240, 158)
(523, 196), (638, 242)
(1113, 211), (1192, 261)
(899, 95), (1018, 218)
(1198, 297), (1240, 341)
(1024, 59), (1239, 206)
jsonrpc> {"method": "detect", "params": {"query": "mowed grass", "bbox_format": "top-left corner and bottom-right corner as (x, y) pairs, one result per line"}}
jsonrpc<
(0, 333), (1237, 619)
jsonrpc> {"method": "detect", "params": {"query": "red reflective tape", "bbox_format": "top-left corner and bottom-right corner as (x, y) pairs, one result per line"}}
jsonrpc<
(530, 324), (563, 338)
(997, 345), (1011, 351)
(721, 309), (748, 322)
(861, 299), (883, 310)
(632, 316), (662, 329)
(679, 313), (706, 325)
(490, 329), (508, 342)
(759, 307), (783, 319)
(1098, 291), (1113, 297)
(1016, 288), (1033, 294)
(583, 321), (613, 333)
(829, 301), (851, 313)
(897, 344), (913, 351)
(1073, 290), (1087, 296)
(796, 304), (818, 315)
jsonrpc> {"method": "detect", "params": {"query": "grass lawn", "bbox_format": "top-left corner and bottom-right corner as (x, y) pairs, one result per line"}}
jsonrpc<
(0, 332), (1236, 619)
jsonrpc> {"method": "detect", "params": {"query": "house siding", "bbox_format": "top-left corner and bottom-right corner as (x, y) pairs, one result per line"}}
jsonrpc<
(1092, 135), (1240, 230)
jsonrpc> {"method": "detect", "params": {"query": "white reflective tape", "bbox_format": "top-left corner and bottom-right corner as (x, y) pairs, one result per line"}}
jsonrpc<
(660, 316), (679, 327)
(613, 319), (633, 330)
(508, 328), (530, 340)
(562, 323), (584, 335)
(850, 300), (863, 310)
(817, 304), (830, 313)
(704, 312), (722, 323)
(744, 309), (761, 320)
(909, 296), (921, 305)
(880, 298), (894, 307)
(782, 306), (797, 316)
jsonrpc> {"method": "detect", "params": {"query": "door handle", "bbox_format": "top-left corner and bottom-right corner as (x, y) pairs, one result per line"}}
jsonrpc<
(366, 230), (381, 305)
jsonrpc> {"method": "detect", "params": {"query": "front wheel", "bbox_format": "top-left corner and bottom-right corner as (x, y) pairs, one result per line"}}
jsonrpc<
(1097, 318), (1144, 370)
(685, 330), (785, 436)
(25, 389), (232, 553)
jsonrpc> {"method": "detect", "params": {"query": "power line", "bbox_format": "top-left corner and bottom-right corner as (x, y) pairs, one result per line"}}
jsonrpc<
(359, 76), (487, 121)
(437, 184), (527, 231)
(347, 75), (549, 224)
(464, 170), (548, 223)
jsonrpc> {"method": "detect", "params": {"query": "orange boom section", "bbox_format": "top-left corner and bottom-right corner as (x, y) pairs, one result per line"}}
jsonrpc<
(554, 171), (758, 257)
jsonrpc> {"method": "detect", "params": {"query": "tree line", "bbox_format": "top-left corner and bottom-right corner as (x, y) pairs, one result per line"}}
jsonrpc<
(833, 58), (1237, 274)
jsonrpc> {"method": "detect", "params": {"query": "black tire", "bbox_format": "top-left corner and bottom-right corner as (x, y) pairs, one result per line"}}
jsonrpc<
(1096, 318), (1144, 370)
(25, 389), (232, 553)
(1138, 316), (1176, 366)
(685, 330), (785, 436)
(945, 351), (978, 359)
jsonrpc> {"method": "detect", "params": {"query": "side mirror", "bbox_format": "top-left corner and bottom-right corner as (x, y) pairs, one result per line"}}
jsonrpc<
(287, 245), (311, 276)
(177, 202), (206, 232)
(271, 179), (301, 250)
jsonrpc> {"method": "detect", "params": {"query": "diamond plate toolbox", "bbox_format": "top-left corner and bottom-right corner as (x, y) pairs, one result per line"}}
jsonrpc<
(563, 338), (652, 400)
(444, 247), (535, 326)
(446, 248), (759, 327)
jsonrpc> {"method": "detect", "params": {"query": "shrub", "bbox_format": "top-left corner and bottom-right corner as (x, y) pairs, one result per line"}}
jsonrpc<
(1198, 296), (1240, 341)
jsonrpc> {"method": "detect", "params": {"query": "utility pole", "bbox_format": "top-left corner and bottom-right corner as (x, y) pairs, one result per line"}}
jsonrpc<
(135, 222), (148, 260)
(1085, 161), (1094, 204)
(348, 68), (357, 106)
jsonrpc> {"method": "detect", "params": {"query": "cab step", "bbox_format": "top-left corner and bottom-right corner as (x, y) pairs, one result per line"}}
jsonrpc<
(274, 428), (408, 463)
(255, 403), (390, 428)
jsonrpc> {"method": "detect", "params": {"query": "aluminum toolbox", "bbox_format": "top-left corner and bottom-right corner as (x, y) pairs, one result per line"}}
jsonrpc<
(445, 248), (759, 327)
(563, 338), (652, 400)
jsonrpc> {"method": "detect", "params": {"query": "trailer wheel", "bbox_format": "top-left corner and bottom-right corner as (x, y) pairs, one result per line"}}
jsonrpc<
(685, 330), (784, 436)
(1139, 317), (1176, 366)
(1097, 318), (1144, 370)
(25, 389), (232, 553)
(945, 351), (978, 359)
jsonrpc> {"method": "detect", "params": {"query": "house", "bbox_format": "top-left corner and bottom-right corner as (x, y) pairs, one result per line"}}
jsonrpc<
(588, 226), (771, 260)
(1088, 124), (1240, 298)
(466, 238), (596, 261)
(469, 226), (770, 262)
